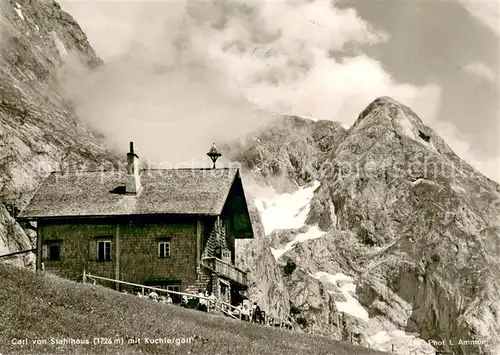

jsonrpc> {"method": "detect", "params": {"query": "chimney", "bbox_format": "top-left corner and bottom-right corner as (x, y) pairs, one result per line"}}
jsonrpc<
(127, 142), (135, 174)
(126, 142), (141, 193)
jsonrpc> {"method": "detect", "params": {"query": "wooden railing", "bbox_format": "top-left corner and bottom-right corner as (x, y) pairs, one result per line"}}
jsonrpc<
(201, 257), (248, 286)
(80, 271), (415, 350)
(82, 271), (295, 329)
(83, 271), (241, 317)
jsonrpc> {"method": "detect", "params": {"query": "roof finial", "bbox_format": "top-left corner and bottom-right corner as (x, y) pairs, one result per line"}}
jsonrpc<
(207, 143), (222, 169)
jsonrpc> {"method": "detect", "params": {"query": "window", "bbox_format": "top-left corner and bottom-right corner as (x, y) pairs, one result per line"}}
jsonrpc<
(220, 281), (229, 299)
(158, 242), (170, 258)
(166, 284), (180, 293)
(221, 249), (231, 263)
(97, 241), (111, 261)
(89, 237), (113, 261)
(49, 244), (60, 261)
(42, 241), (61, 261)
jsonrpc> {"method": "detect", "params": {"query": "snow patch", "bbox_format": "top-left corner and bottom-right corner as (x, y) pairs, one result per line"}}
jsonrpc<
(394, 114), (438, 153)
(284, 113), (318, 122)
(311, 272), (369, 322)
(35, 25), (39, 32)
(396, 114), (418, 141)
(14, 3), (24, 21)
(428, 141), (439, 153)
(270, 226), (325, 260)
(52, 32), (68, 59)
(422, 138), (439, 154)
(367, 330), (436, 354)
(410, 178), (439, 187)
(341, 123), (350, 130)
(255, 180), (320, 235)
(451, 184), (466, 194)
(370, 330), (392, 344)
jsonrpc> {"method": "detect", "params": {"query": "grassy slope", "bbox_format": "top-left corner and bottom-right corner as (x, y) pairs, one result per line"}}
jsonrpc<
(0, 264), (387, 355)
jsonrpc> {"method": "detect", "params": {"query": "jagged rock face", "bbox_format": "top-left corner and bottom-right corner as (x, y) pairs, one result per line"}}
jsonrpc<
(0, 0), (120, 261)
(235, 200), (291, 320)
(0, 203), (34, 267)
(230, 115), (346, 319)
(311, 97), (500, 355)
(230, 97), (500, 355)
(225, 115), (346, 193)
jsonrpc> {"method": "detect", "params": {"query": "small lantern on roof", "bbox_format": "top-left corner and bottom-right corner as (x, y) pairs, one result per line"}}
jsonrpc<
(207, 143), (222, 169)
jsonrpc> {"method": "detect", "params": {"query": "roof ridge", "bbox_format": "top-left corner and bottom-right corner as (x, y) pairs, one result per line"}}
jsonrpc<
(20, 167), (245, 219)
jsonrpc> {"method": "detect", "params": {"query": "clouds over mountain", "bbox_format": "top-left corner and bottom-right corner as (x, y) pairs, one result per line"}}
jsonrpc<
(59, 0), (441, 165)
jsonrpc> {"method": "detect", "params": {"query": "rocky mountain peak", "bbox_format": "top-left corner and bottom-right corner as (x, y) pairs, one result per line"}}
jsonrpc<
(232, 97), (500, 354)
(357, 96), (414, 119)
(349, 96), (436, 154)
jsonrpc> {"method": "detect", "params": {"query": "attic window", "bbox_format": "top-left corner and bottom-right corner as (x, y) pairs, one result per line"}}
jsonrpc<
(418, 130), (431, 142)
(110, 185), (126, 194)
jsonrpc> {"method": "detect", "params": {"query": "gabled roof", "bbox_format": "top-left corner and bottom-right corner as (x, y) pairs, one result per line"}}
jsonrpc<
(18, 168), (241, 219)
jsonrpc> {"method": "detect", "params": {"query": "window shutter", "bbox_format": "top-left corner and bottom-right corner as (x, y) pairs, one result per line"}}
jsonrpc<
(89, 240), (97, 261)
(106, 241), (112, 261)
(41, 245), (48, 260)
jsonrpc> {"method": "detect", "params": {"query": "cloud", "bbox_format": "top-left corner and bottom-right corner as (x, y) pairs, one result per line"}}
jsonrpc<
(458, 0), (500, 37)
(57, 0), (442, 168)
(462, 62), (498, 82)
(244, 55), (442, 125)
(431, 118), (500, 183)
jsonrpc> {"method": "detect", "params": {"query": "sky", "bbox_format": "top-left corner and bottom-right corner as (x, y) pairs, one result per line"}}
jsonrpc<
(57, 0), (499, 182)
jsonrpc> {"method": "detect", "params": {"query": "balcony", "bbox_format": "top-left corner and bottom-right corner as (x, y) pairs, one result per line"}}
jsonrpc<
(201, 257), (248, 286)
